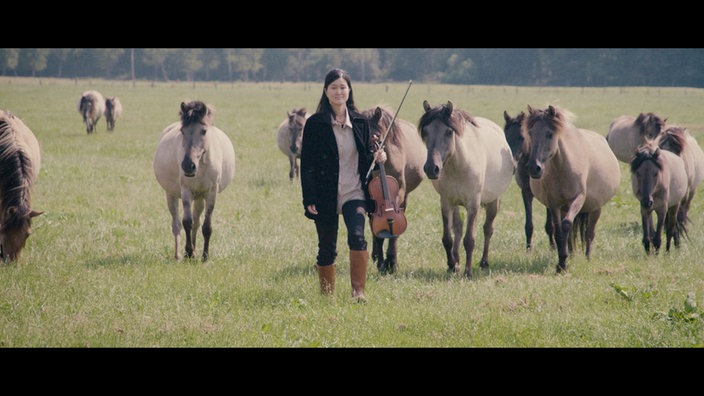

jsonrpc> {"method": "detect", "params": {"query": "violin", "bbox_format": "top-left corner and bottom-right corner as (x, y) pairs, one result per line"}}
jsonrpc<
(368, 154), (407, 239)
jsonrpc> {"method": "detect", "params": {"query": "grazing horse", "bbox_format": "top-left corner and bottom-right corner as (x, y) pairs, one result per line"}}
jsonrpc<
(153, 101), (236, 261)
(78, 90), (105, 134)
(606, 112), (667, 163)
(419, 100), (514, 278)
(630, 142), (688, 254)
(104, 97), (123, 132)
(522, 105), (620, 272)
(276, 108), (308, 181)
(0, 110), (43, 263)
(503, 110), (556, 251)
(657, 126), (704, 229)
(361, 105), (426, 274)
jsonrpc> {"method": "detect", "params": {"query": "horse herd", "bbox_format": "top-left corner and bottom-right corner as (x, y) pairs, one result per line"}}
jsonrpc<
(2, 94), (703, 280)
(78, 90), (123, 134)
(279, 102), (704, 277)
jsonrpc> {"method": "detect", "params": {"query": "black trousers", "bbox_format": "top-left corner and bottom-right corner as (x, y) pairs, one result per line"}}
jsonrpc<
(314, 199), (368, 266)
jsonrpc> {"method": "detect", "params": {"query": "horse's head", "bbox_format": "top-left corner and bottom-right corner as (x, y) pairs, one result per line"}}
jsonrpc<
(503, 110), (528, 162)
(523, 104), (572, 179)
(287, 108), (307, 156)
(636, 112), (667, 142)
(419, 100), (476, 179)
(0, 206), (43, 263)
(179, 101), (214, 177)
(630, 143), (663, 209)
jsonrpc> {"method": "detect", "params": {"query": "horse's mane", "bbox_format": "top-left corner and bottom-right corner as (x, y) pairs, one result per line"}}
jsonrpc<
(180, 101), (214, 127)
(635, 112), (667, 136)
(362, 105), (403, 146)
(630, 143), (663, 174)
(522, 104), (576, 137)
(658, 126), (688, 155)
(0, 111), (35, 225)
(418, 101), (478, 137)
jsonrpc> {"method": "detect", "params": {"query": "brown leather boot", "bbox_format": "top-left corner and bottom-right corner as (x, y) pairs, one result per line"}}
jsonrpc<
(315, 264), (335, 295)
(349, 250), (368, 302)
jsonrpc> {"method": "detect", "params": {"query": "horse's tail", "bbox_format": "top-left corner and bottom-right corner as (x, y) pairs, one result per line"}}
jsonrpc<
(570, 212), (588, 253)
(675, 204), (690, 239)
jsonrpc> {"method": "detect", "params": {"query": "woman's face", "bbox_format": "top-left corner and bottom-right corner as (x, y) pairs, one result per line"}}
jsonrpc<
(325, 77), (349, 107)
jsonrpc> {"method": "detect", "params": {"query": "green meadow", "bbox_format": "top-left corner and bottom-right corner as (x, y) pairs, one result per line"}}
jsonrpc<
(0, 77), (702, 347)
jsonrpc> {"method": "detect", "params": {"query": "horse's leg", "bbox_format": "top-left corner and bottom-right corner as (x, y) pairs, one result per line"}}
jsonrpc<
(545, 207), (556, 249)
(289, 154), (296, 182)
(199, 195), (215, 262)
(383, 237), (398, 274)
(521, 187), (534, 252)
(181, 189), (195, 259)
(664, 205), (680, 252)
(193, 197), (206, 261)
(584, 209), (600, 259)
(556, 196), (586, 272)
(440, 202), (460, 274)
(546, 208), (566, 272)
(640, 208), (652, 254)
(166, 194), (182, 260)
(462, 203), (479, 279)
(479, 199), (499, 270)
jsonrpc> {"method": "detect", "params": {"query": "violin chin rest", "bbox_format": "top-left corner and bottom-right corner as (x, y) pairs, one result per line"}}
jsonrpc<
(374, 230), (399, 239)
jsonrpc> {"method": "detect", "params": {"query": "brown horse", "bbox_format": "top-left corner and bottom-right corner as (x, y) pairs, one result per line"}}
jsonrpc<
(419, 100), (514, 278)
(657, 126), (704, 230)
(276, 108), (309, 182)
(630, 142), (688, 254)
(606, 112), (667, 163)
(362, 105), (426, 274)
(0, 110), (43, 263)
(78, 90), (105, 134)
(522, 105), (620, 272)
(104, 96), (122, 132)
(503, 110), (555, 251)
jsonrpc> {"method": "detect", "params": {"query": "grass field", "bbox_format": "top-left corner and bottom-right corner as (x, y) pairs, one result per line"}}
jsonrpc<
(0, 77), (703, 348)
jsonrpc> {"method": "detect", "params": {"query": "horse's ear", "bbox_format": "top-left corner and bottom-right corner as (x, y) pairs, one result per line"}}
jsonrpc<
(373, 106), (383, 122)
(30, 210), (44, 218)
(526, 104), (534, 114)
(180, 102), (187, 113)
(503, 110), (510, 123)
(547, 105), (556, 117)
(423, 100), (431, 112)
(446, 101), (454, 113)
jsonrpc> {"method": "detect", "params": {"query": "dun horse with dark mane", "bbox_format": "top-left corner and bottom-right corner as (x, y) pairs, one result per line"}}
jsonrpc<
(153, 101), (236, 261)
(362, 105), (425, 274)
(0, 110), (43, 263)
(522, 105), (620, 272)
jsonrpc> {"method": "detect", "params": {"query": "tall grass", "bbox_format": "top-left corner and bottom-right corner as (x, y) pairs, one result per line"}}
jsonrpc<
(0, 77), (702, 347)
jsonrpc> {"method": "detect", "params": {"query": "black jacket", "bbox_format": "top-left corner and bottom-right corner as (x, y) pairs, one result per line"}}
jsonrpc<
(300, 110), (376, 222)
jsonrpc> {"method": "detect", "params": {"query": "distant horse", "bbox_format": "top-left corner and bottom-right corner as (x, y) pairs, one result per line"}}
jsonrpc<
(630, 142), (688, 254)
(503, 110), (555, 251)
(153, 101), (236, 261)
(657, 126), (704, 229)
(606, 112), (667, 163)
(276, 107), (308, 181)
(104, 97), (123, 132)
(78, 90), (105, 134)
(522, 105), (620, 272)
(0, 110), (43, 263)
(419, 100), (514, 278)
(362, 105), (426, 274)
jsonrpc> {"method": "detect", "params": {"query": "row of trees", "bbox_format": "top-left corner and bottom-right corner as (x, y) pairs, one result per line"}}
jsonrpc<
(2, 48), (703, 87)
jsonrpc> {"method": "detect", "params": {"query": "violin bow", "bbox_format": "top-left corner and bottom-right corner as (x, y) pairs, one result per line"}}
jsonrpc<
(365, 80), (413, 181)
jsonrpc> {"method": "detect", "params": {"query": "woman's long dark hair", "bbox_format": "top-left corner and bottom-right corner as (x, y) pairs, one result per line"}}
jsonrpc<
(316, 68), (358, 120)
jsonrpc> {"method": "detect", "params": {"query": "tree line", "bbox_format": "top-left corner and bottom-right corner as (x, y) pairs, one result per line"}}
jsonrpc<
(2, 48), (703, 87)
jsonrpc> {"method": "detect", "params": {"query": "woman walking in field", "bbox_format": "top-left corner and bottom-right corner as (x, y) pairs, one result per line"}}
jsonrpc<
(300, 68), (386, 302)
